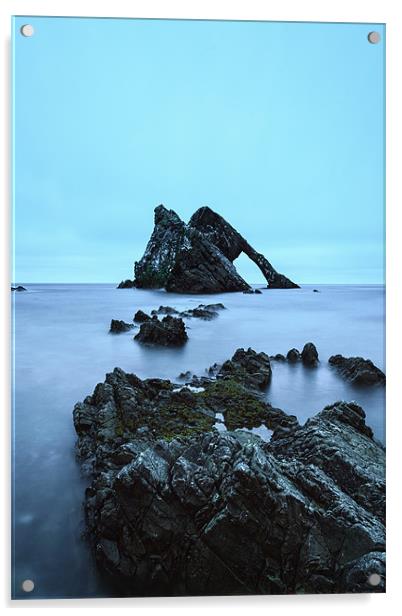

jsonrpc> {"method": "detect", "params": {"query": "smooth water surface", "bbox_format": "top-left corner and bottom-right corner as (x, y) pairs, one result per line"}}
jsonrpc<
(12, 283), (385, 598)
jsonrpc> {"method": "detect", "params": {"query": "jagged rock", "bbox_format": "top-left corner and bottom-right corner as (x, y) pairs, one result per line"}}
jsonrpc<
(131, 205), (298, 293)
(301, 342), (319, 366)
(117, 280), (136, 289)
(218, 347), (272, 390)
(255, 289), (263, 294)
(11, 285), (26, 292)
(109, 319), (134, 334)
(73, 357), (385, 596)
(286, 348), (301, 362)
(151, 306), (179, 316)
(134, 316), (188, 346)
(329, 355), (385, 386)
(133, 310), (151, 323)
(181, 303), (225, 320)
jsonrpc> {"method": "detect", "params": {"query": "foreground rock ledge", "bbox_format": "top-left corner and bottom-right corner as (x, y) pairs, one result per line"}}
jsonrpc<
(131, 205), (299, 293)
(73, 349), (385, 596)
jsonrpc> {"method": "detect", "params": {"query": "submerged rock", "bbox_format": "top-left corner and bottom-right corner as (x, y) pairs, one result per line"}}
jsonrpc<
(329, 355), (385, 386)
(131, 205), (298, 293)
(151, 305), (179, 316)
(134, 315), (188, 346)
(117, 279), (136, 289)
(73, 352), (385, 596)
(181, 303), (225, 320)
(109, 319), (134, 334)
(301, 342), (319, 366)
(133, 309), (151, 323)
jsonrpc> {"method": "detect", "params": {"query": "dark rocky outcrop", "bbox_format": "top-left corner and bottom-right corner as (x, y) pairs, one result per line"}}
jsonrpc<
(286, 348), (301, 362)
(133, 310), (151, 323)
(181, 303), (225, 320)
(11, 285), (26, 292)
(301, 342), (319, 366)
(117, 280), (136, 289)
(109, 320), (134, 334)
(131, 205), (298, 293)
(329, 355), (385, 386)
(73, 349), (385, 596)
(134, 316), (188, 346)
(218, 347), (272, 390)
(151, 306), (179, 316)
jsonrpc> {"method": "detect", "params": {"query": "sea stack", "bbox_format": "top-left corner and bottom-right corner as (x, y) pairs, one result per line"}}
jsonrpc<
(130, 205), (299, 294)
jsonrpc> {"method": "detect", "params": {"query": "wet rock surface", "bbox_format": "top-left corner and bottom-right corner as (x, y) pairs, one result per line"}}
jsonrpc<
(73, 348), (385, 596)
(132, 205), (298, 293)
(109, 320), (134, 334)
(329, 355), (385, 386)
(134, 315), (188, 347)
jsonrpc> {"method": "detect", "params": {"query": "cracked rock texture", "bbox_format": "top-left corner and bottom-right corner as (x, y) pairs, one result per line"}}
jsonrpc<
(328, 355), (385, 386)
(73, 349), (385, 596)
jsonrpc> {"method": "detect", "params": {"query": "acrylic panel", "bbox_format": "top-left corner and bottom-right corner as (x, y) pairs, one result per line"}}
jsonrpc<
(12, 16), (385, 599)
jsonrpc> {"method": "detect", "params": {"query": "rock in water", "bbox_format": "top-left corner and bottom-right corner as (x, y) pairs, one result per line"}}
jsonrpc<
(301, 342), (319, 365)
(11, 285), (26, 292)
(329, 355), (385, 385)
(73, 352), (385, 596)
(133, 309), (151, 323)
(109, 319), (134, 334)
(286, 348), (301, 362)
(218, 347), (272, 390)
(151, 305), (179, 316)
(131, 205), (298, 293)
(117, 279), (136, 289)
(134, 315), (188, 346)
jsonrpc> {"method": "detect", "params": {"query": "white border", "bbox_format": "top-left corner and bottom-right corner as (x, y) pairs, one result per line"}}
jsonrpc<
(1, 1), (401, 613)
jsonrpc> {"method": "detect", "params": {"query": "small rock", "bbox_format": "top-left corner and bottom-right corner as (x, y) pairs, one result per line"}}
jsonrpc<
(133, 310), (151, 323)
(242, 289), (255, 294)
(301, 342), (319, 366)
(313, 289), (320, 293)
(151, 306), (179, 316)
(134, 315), (188, 346)
(286, 348), (300, 362)
(254, 289), (263, 294)
(109, 319), (134, 334)
(11, 285), (26, 292)
(272, 354), (286, 361)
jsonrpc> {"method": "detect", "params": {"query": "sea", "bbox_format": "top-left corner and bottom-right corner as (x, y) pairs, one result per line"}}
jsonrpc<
(11, 283), (385, 599)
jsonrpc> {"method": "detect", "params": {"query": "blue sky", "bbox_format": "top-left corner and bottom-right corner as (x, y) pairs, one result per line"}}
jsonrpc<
(13, 17), (385, 284)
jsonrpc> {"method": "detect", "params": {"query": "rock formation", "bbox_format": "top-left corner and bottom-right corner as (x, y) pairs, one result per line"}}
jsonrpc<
(134, 315), (188, 346)
(73, 348), (385, 596)
(109, 319), (134, 334)
(131, 205), (298, 293)
(11, 285), (26, 292)
(329, 355), (385, 385)
(301, 342), (319, 365)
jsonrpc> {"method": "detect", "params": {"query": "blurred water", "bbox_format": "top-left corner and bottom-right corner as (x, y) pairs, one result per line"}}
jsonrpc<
(12, 283), (385, 598)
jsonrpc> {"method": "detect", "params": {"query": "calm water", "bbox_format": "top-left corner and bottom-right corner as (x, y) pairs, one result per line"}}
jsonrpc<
(12, 283), (385, 599)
